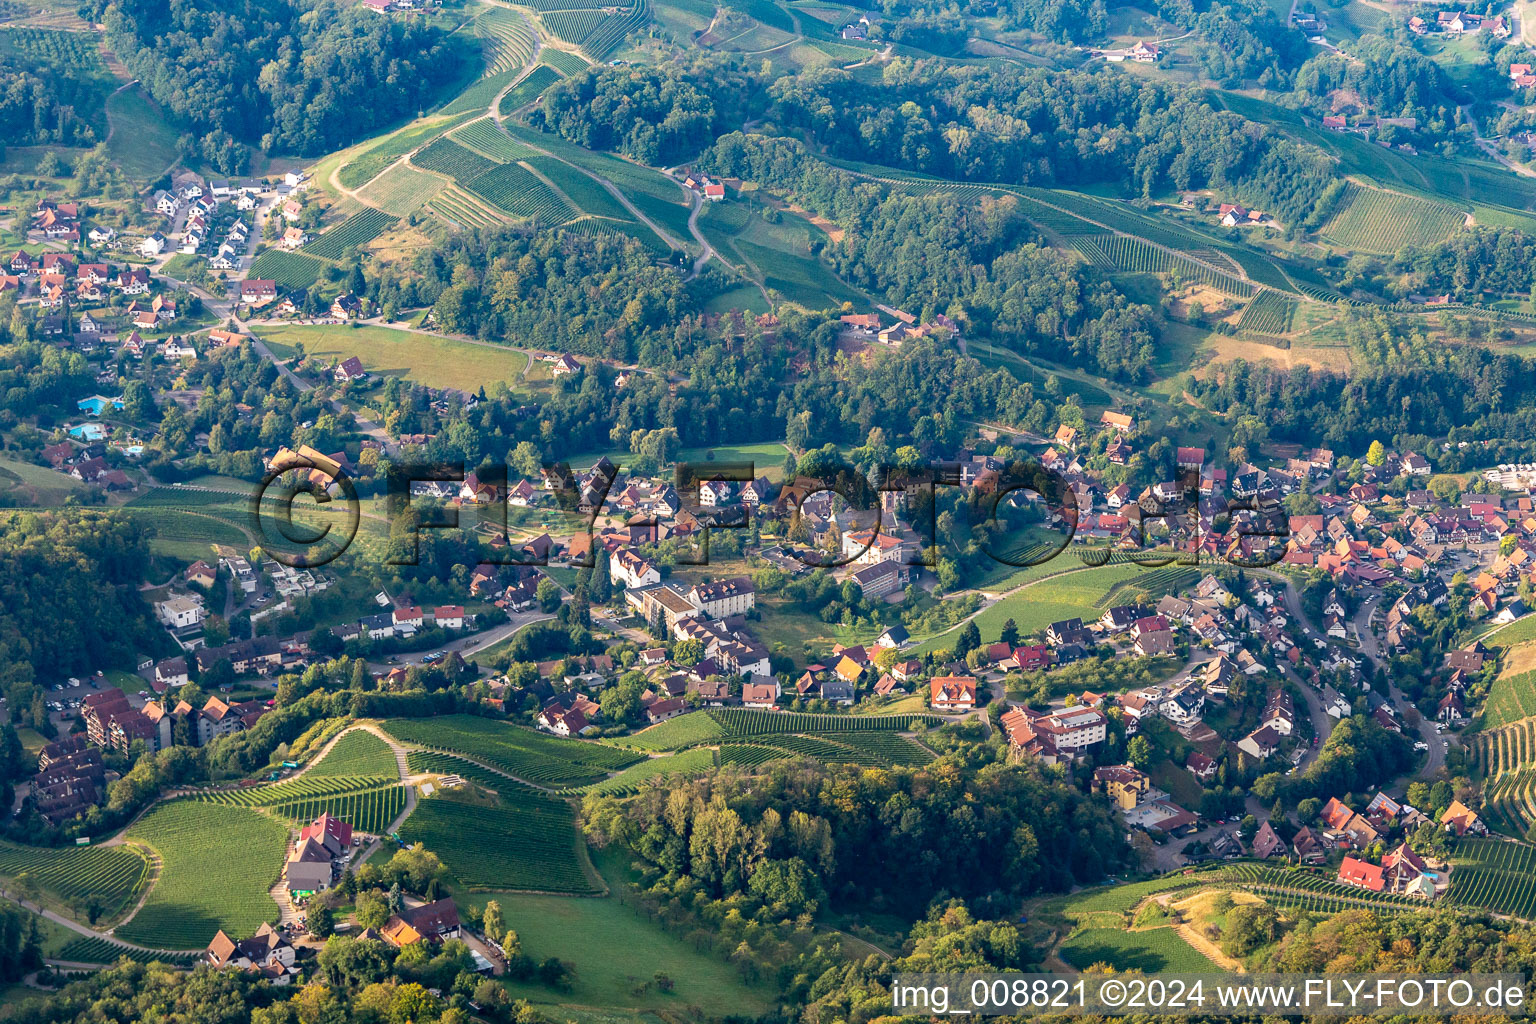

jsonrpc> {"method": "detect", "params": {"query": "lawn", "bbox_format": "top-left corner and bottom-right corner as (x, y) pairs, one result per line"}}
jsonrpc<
(675, 439), (790, 480)
(1057, 925), (1217, 972)
(911, 563), (1151, 654)
(0, 457), (84, 506)
(118, 802), (288, 950)
(489, 849), (773, 1015)
(252, 324), (530, 393)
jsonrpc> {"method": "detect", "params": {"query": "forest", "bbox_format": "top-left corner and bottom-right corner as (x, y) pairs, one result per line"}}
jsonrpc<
(87, 0), (461, 168)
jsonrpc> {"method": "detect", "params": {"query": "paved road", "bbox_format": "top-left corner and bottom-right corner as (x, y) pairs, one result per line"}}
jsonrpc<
(367, 610), (554, 670)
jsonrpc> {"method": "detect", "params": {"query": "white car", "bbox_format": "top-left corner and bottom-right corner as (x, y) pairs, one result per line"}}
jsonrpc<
(1414, 741), (1429, 751)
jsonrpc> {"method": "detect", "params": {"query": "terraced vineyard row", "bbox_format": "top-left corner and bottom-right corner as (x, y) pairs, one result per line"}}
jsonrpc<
(1069, 236), (1256, 298)
(540, 49), (592, 75)
(1470, 715), (1536, 774)
(718, 744), (788, 767)
(1237, 291), (1299, 335)
(1447, 838), (1536, 919)
(1480, 769), (1536, 838)
(301, 208), (396, 261)
(0, 842), (149, 921)
(429, 188), (503, 230)
(477, 7), (537, 76)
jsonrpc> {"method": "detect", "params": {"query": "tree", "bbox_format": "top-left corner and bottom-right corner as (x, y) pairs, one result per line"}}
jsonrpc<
(482, 900), (504, 947)
(308, 903), (334, 939)
(954, 620), (981, 660)
(999, 618), (1019, 647)
(1366, 440), (1386, 466)
(536, 578), (561, 613)
(1126, 736), (1153, 769)
(674, 638), (705, 666)
(355, 890), (390, 929)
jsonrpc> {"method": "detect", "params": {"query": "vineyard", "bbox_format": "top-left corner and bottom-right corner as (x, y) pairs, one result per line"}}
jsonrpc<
(708, 708), (943, 736)
(527, 155), (633, 220)
(1479, 768), (1536, 838)
(192, 773), (396, 808)
(452, 120), (538, 162)
(356, 162), (447, 217)
(300, 209), (396, 262)
(414, 137), (500, 182)
(119, 802), (288, 950)
(1321, 182), (1466, 253)
(1068, 236), (1256, 298)
(499, 65), (563, 116)
(0, 841), (149, 922)
(1479, 667), (1536, 731)
(428, 187), (505, 230)
(383, 715), (641, 786)
(1447, 839), (1536, 919)
(464, 162), (575, 223)
(476, 7), (537, 76)
(579, 747), (718, 795)
(615, 710), (728, 751)
(1237, 290), (1299, 336)
(265, 786), (407, 835)
(1210, 863), (1420, 913)
(309, 729), (397, 777)
(1470, 715), (1536, 773)
(54, 937), (197, 966)
(539, 48), (592, 76)
(542, 0), (650, 60)
(246, 249), (323, 291)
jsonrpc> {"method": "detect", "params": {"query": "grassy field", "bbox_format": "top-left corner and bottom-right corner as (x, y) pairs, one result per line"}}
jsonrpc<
(1057, 925), (1218, 972)
(911, 563), (1154, 654)
(0, 456), (84, 506)
(104, 87), (180, 181)
(490, 849), (772, 1014)
(252, 324), (530, 392)
(398, 785), (598, 894)
(357, 161), (450, 216)
(309, 729), (397, 777)
(119, 802), (288, 950)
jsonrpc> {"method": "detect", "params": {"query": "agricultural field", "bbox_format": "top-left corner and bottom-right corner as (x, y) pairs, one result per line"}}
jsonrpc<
(301, 209), (397, 262)
(0, 841), (149, 922)
(542, 0), (650, 60)
(340, 115), (466, 191)
(309, 729), (398, 777)
(1478, 654), (1536, 730)
(476, 6), (537, 76)
(261, 787), (406, 834)
(498, 65), (564, 115)
(1321, 181), (1466, 253)
(708, 708), (942, 737)
(251, 324), (530, 393)
(428, 186), (507, 230)
(1069, 235), (1255, 298)
(1057, 926), (1217, 972)
(613, 710), (728, 750)
(539, 49), (591, 75)
(192, 772), (396, 807)
(525, 155), (634, 221)
(1447, 839), (1536, 919)
(382, 715), (642, 786)
(246, 249), (324, 291)
(1478, 767), (1536, 837)
(464, 161), (575, 223)
(53, 936), (197, 966)
(119, 802), (288, 950)
(451, 119), (537, 162)
(579, 747), (718, 795)
(398, 789), (597, 893)
(413, 136), (500, 182)
(492, 851), (772, 1015)
(356, 161), (449, 217)
(1237, 290), (1299, 335)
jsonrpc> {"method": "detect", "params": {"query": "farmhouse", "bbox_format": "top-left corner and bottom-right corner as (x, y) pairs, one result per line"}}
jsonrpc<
(929, 675), (977, 711)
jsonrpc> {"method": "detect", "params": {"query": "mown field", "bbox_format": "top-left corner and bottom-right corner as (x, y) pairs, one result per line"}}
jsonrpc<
(118, 802), (288, 950)
(253, 324), (530, 393)
(1057, 926), (1218, 972)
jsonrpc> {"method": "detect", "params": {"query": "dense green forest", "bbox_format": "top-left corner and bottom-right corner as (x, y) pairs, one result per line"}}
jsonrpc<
(87, 0), (461, 168)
